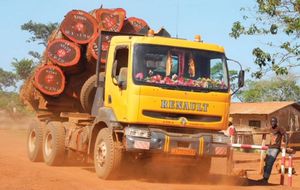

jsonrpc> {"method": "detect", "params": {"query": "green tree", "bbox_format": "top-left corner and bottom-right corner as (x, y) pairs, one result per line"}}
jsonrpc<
(0, 69), (17, 91)
(211, 61), (246, 101)
(11, 58), (35, 81)
(21, 20), (58, 62)
(239, 75), (300, 102)
(230, 0), (300, 78)
(21, 20), (59, 46)
(0, 21), (58, 114)
(10, 21), (58, 82)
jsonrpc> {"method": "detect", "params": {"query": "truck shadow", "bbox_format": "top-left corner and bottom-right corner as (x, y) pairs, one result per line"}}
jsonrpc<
(120, 167), (247, 185)
(81, 165), (251, 186)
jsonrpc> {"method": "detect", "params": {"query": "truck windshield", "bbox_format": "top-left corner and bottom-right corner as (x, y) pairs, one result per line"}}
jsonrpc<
(133, 44), (229, 92)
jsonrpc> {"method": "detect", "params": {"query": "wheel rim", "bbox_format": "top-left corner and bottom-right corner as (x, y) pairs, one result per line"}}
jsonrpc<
(44, 132), (53, 157)
(95, 141), (107, 168)
(28, 130), (36, 153)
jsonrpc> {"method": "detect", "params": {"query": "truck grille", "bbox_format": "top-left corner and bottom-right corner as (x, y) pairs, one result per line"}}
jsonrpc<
(150, 126), (217, 135)
(142, 110), (221, 122)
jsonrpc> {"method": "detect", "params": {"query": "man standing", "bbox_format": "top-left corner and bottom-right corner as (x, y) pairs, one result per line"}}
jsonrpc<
(258, 117), (288, 184)
(226, 117), (236, 143)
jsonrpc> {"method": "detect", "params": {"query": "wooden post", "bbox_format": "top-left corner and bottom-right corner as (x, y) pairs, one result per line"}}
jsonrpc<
(226, 146), (234, 175)
(259, 133), (267, 174)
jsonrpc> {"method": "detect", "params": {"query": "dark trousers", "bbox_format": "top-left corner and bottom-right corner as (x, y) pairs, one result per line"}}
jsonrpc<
(263, 148), (280, 180)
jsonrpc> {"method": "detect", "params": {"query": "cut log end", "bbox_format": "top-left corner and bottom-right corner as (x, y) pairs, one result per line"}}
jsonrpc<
(121, 17), (149, 34)
(33, 65), (65, 96)
(96, 8), (126, 32)
(60, 10), (98, 44)
(47, 39), (81, 67)
(87, 33), (116, 64)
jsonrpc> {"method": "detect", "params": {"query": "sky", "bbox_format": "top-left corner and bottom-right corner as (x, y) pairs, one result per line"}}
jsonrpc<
(0, 0), (287, 78)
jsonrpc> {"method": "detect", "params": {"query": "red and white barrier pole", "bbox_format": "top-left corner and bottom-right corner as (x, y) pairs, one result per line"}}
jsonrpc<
(288, 154), (293, 187)
(230, 143), (268, 150)
(280, 148), (286, 185)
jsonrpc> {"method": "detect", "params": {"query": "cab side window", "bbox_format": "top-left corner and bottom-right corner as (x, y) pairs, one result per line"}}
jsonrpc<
(113, 47), (129, 78)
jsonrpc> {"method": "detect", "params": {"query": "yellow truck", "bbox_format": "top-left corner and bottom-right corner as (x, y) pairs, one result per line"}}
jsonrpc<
(27, 30), (244, 179)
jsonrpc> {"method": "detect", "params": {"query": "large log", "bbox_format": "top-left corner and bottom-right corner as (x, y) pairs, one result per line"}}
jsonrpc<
(64, 70), (95, 100)
(46, 39), (81, 69)
(95, 8), (126, 32)
(33, 64), (66, 96)
(60, 10), (98, 44)
(121, 17), (149, 34)
(47, 29), (64, 42)
(86, 33), (115, 64)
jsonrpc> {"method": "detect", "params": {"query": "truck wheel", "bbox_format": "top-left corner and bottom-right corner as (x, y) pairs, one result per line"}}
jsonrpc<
(80, 72), (105, 113)
(27, 121), (44, 162)
(197, 157), (212, 174)
(186, 157), (211, 176)
(94, 128), (123, 179)
(43, 121), (66, 166)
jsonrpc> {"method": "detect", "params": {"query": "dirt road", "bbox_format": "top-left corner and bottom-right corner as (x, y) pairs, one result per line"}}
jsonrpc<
(0, 115), (299, 190)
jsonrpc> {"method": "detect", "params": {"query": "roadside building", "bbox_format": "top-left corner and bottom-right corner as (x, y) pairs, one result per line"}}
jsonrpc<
(230, 101), (300, 131)
(230, 101), (300, 144)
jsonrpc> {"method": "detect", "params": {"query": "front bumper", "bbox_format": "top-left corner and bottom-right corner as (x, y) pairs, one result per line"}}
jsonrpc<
(125, 128), (229, 157)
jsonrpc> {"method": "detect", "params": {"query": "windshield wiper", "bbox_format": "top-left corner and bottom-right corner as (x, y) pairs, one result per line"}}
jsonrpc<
(158, 83), (180, 90)
(192, 88), (212, 93)
(153, 83), (225, 93)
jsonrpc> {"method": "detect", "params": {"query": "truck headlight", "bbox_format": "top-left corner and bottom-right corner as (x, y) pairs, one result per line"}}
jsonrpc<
(212, 134), (230, 143)
(125, 127), (151, 138)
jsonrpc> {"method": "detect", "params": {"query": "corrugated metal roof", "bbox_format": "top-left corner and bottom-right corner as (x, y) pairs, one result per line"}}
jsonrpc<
(230, 101), (295, 115)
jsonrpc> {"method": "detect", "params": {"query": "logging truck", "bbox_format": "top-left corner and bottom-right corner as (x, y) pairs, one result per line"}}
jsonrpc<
(24, 8), (244, 179)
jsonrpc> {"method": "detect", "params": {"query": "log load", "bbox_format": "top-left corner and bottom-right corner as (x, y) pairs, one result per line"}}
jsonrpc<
(20, 7), (158, 120)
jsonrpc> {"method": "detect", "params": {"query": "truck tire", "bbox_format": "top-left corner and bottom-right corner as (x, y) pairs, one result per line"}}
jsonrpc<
(196, 157), (212, 175)
(185, 157), (211, 176)
(198, 157), (212, 173)
(94, 128), (123, 179)
(43, 121), (66, 166)
(80, 72), (105, 113)
(27, 121), (44, 162)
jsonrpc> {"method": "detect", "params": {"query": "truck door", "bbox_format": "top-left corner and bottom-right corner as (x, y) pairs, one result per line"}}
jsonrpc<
(107, 46), (129, 121)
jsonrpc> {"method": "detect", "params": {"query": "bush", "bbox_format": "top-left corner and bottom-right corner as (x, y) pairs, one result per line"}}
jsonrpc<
(0, 91), (32, 116)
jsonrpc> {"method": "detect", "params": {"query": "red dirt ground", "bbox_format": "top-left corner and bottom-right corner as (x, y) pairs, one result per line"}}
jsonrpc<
(0, 114), (299, 190)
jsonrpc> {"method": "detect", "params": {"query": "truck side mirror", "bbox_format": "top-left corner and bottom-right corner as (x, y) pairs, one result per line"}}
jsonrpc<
(112, 60), (118, 78)
(238, 70), (245, 88)
(112, 60), (118, 85)
(117, 67), (128, 90)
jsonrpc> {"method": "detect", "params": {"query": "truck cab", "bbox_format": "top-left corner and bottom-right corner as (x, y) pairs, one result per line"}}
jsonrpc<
(90, 34), (238, 179)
